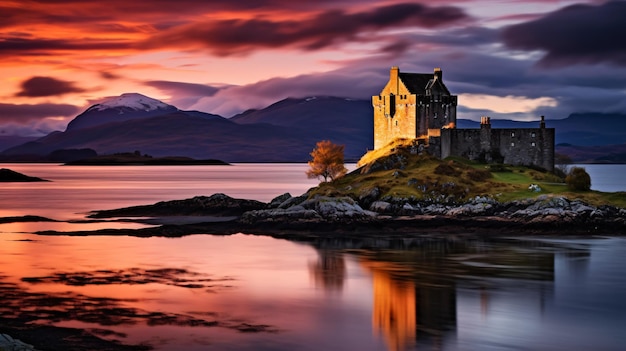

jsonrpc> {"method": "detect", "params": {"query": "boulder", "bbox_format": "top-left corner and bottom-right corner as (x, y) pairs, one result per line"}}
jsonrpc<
(242, 196), (376, 223)
(278, 194), (308, 209)
(369, 201), (392, 213)
(358, 187), (380, 208)
(268, 192), (292, 208)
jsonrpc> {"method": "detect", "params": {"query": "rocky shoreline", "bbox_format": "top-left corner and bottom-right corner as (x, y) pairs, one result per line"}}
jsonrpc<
(27, 192), (626, 239)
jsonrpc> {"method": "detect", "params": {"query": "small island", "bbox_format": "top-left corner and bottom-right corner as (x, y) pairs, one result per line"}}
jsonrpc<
(33, 140), (625, 239)
(0, 168), (48, 182)
(65, 152), (229, 166)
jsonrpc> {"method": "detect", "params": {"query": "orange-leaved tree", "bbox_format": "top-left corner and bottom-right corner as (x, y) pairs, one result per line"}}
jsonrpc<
(306, 140), (348, 182)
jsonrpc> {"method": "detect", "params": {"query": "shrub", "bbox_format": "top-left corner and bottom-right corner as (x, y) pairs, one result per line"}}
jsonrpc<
(434, 162), (461, 177)
(466, 168), (492, 182)
(565, 167), (591, 191)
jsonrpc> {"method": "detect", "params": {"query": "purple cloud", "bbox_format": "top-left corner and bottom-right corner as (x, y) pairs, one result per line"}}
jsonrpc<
(16, 76), (85, 97)
(145, 81), (220, 97)
(143, 3), (469, 55)
(502, 1), (626, 66)
(0, 103), (79, 122)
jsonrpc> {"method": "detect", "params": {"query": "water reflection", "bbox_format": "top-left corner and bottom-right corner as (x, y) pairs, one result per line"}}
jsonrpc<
(336, 237), (593, 351)
(309, 249), (346, 292)
(356, 246), (457, 351)
(2, 233), (624, 351)
(362, 262), (417, 351)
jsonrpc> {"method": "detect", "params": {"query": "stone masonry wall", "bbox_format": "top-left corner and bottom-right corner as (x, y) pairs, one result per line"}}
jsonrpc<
(441, 126), (555, 171)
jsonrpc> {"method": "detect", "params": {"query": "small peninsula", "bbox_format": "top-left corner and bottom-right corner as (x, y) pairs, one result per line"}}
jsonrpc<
(0, 168), (48, 182)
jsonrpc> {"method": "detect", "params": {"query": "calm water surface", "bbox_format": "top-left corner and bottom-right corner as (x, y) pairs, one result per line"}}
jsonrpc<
(2, 234), (625, 351)
(1, 163), (625, 351)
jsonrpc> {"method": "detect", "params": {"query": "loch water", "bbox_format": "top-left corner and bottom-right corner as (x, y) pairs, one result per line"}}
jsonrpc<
(1, 163), (625, 351)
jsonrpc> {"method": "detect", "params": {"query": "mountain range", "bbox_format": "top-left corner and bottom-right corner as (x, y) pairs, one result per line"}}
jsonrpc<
(1, 93), (625, 163)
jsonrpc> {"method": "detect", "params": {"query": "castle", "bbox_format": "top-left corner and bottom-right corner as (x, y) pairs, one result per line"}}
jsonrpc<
(372, 67), (555, 171)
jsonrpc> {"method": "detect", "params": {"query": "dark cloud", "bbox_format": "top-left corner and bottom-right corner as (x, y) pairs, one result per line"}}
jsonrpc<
(0, 103), (79, 122)
(191, 67), (385, 116)
(145, 81), (220, 97)
(0, 0), (402, 32)
(100, 71), (120, 80)
(502, 1), (626, 66)
(189, 42), (626, 121)
(16, 77), (85, 97)
(142, 3), (468, 55)
(0, 37), (133, 57)
(145, 81), (223, 109)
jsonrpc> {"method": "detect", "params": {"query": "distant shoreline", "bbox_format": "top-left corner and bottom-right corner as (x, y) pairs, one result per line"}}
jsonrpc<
(64, 156), (229, 166)
(64, 159), (230, 166)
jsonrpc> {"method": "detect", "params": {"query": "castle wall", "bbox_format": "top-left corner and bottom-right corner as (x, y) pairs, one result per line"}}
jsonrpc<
(424, 93), (457, 131)
(440, 126), (555, 171)
(373, 93), (458, 149)
(373, 94), (417, 149)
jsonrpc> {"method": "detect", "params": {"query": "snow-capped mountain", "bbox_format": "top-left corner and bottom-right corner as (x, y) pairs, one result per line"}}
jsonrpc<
(85, 93), (173, 112)
(66, 93), (178, 131)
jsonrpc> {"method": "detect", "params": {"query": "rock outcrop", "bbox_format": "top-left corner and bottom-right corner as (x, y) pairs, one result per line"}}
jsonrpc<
(83, 190), (626, 235)
(89, 193), (265, 218)
(0, 168), (48, 182)
(241, 195), (375, 223)
(0, 334), (38, 351)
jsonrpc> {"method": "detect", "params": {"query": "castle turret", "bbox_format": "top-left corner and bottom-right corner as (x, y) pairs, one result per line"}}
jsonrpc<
(390, 66), (399, 95)
(434, 67), (442, 81)
(480, 116), (491, 129)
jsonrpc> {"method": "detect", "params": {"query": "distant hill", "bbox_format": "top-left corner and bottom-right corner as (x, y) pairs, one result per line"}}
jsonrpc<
(1, 93), (624, 163)
(1, 94), (372, 162)
(556, 143), (626, 163)
(0, 135), (37, 152)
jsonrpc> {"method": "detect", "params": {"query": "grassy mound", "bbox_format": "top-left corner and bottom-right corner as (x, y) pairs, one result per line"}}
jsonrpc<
(308, 139), (626, 208)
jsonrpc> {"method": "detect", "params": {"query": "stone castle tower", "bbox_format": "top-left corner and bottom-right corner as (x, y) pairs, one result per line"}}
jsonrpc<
(372, 67), (458, 149)
(372, 66), (555, 171)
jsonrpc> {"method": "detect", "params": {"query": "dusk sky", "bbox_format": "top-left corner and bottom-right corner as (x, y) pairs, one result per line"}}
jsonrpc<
(1, 0), (625, 136)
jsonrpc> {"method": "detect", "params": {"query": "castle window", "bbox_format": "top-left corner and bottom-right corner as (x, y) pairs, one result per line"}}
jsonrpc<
(511, 142), (515, 147)
(395, 120), (398, 126)
(511, 132), (515, 137)
(531, 132), (536, 138)
(531, 142), (536, 147)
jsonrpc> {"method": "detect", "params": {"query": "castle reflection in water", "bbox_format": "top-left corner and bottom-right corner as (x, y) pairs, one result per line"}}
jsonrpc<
(309, 238), (589, 351)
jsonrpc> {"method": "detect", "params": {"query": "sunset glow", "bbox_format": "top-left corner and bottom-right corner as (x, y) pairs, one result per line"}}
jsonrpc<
(1, 0), (625, 135)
